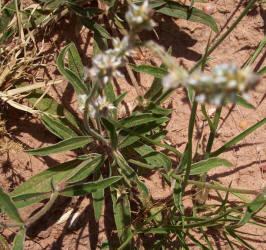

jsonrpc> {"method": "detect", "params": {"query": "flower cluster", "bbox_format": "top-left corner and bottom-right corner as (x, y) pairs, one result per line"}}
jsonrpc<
(162, 69), (188, 90)
(125, 0), (156, 32)
(78, 95), (115, 118)
(88, 96), (116, 118)
(88, 0), (156, 89)
(186, 63), (260, 105)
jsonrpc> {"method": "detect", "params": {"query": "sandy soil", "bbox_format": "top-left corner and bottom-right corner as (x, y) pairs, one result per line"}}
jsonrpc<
(0, 0), (265, 249)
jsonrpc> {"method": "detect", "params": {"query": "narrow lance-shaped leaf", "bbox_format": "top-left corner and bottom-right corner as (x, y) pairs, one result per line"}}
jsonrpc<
(232, 187), (266, 228)
(26, 89), (83, 135)
(57, 44), (88, 95)
(60, 176), (122, 196)
(102, 118), (118, 149)
(155, 1), (218, 32)
(235, 95), (255, 110)
(25, 136), (93, 156)
(12, 227), (26, 250)
(68, 43), (84, 80)
(118, 113), (166, 129)
(67, 155), (105, 183)
(190, 157), (232, 175)
(110, 184), (132, 247)
(80, 17), (111, 39)
(92, 172), (104, 222)
(0, 187), (23, 223)
(114, 151), (150, 206)
(130, 64), (168, 78)
(41, 114), (78, 139)
(11, 160), (81, 205)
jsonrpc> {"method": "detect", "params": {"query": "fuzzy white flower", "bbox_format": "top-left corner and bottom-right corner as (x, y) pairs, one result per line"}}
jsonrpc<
(112, 36), (136, 56)
(90, 51), (123, 87)
(126, 0), (156, 31)
(89, 96), (116, 118)
(77, 94), (87, 111)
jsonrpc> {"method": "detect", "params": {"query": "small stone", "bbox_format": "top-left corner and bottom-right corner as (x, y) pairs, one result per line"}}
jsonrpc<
(202, 4), (215, 15)
(238, 120), (249, 129)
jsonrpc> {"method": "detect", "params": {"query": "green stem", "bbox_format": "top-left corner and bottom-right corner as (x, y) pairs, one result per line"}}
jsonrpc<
(83, 84), (108, 145)
(181, 101), (198, 194)
(205, 106), (222, 158)
(172, 174), (256, 195)
(189, 0), (257, 74)
(25, 192), (59, 227)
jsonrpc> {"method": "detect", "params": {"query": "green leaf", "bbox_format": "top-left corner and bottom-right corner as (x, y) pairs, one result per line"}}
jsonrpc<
(114, 151), (150, 205)
(41, 114), (78, 139)
(25, 136), (93, 156)
(26, 89), (83, 135)
(113, 92), (128, 107)
(12, 227), (26, 250)
(57, 44), (88, 95)
(210, 118), (266, 157)
(102, 118), (118, 149)
(155, 1), (218, 32)
(146, 104), (172, 116)
(235, 95), (255, 109)
(68, 43), (84, 80)
(80, 17), (111, 39)
(134, 143), (172, 171)
(130, 64), (168, 78)
(129, 159), (160, 170)
(11, 160), (80, 199)
(110, 185), (132, 246)
(119, 117), (169, 148)
(92, 173), (104, 222)
(190, 158), (232, 175)
(258, 66), (266, 76)
(225, 229), (256, 250)
(0, 234), (9, 250)
(235, 187), (266, 228)
(60, 176), (122, 196)
(12, 192), (50, 208)
(118, 113), (166, 128)
(144, 77), (163, 101)
(93, 30), (108, 53)
(67, 2), (103, 17)
(0, 187), (23, 223)
(104, 81), (116, 102)
(67, 155), (105, 183)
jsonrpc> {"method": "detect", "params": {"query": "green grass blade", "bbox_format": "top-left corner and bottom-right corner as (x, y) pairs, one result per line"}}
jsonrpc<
(210, 118), (266, 157)
(246, 36), (266, 67)
(235, 95), (255, 109)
